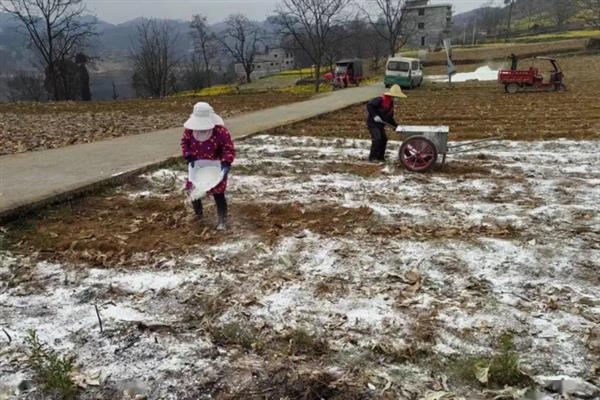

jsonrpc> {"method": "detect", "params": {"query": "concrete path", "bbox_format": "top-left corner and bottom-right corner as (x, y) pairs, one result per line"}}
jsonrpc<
(0, 84), (383, 220)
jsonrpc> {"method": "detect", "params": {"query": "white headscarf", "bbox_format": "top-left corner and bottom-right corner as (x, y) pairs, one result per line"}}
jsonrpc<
(192, 129), (212, 142)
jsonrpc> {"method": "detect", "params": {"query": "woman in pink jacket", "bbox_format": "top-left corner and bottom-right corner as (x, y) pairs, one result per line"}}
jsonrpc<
(181, 102), (235, 230)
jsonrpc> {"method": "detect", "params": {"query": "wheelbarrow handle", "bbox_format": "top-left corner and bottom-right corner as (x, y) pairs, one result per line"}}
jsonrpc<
(447, 136), (503, 149)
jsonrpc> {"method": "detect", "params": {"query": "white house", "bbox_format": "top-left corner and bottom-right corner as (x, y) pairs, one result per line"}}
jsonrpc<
(404, 0), (453, 49)
(234, 48), (295, 81)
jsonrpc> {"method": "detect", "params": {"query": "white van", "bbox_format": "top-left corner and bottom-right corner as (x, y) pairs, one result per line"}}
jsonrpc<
(384, 56), (423, 89)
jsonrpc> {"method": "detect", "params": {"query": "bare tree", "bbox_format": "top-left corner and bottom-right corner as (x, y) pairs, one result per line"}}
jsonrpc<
(579, 0), (600, 28)
(344, 16), (371, 59)
(274, 0), (352, 92)
(75, 52), (91, 101)
(519, 0), (539, 31)
(550, 0), (576, 29)
(6, 70), (46, 101)
(130, 19), (180, 97)
(360, 0), (412, 57)
(220, 14), (261, 84)
(181, 53), (207, 92)
(367, 24), (386, 70)
(0, 0), (96, 101)
(190, 14), (218, 87)
(479, 1), (504, 39)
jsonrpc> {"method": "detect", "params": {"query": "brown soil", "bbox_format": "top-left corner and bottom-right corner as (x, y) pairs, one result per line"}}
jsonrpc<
(4, 193), (375, 266)
(215, 363), (372, 400)
(270, 54), (600, 141)
(0, 92), (311, 155)
(321, 162), (384, 177)
(435, 161), (492, 176)
(5, 187), (523, 267)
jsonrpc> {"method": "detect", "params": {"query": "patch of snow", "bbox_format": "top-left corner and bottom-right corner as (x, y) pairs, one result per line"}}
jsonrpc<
(427, 66), (499, 83)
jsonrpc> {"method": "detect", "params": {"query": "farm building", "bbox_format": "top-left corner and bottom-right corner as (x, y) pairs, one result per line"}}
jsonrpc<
(404, 0), (453, 49)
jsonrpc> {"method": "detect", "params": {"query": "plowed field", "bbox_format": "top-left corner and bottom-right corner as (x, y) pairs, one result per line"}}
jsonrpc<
(0, 92), (311, 155)
(271, 55), (600, 142)
(1, 135), (598, 399)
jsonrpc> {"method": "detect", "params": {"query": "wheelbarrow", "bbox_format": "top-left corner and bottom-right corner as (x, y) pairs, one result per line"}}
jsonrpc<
(385, 123), (502, 172)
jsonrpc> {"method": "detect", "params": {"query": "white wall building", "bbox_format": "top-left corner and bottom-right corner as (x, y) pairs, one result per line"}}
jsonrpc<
(234, 48), (295, 81)
(404, 0), (453, 49)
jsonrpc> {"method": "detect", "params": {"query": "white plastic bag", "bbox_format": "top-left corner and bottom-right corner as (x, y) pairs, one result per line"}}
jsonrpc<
(187, 160), (225, 200)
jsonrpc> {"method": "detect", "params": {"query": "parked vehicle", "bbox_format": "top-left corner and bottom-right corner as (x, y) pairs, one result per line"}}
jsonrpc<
(498, 57), (566, 93)
(324, 59), (364, 89)
(384, 56), (423, 89)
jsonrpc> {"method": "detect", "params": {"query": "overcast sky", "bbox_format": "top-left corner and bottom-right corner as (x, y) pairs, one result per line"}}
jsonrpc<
(86, 0), (499, 24)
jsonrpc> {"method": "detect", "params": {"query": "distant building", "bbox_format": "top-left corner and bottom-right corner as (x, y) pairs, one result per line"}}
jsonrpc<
(403, 0), (452, 49)
(234, 48), (295, 81)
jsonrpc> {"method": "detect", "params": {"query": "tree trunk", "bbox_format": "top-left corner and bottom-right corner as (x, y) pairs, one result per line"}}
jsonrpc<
(314, 64), (321, 93)
(48, 64), (60, 101)
(506, 1), (514, 38)
(245, 67), (252, 83)
(79, 64), (91, 101)
(203, 56), (212, 87)
(205, 66), (212, 87)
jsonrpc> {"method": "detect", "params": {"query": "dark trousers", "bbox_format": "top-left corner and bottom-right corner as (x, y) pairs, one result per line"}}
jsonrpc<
(368, 125), (388, 161)
(192, 193), (227, 222)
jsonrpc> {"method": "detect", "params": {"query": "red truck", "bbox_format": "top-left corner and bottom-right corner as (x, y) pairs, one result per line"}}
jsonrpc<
(498, 57), (566, 93)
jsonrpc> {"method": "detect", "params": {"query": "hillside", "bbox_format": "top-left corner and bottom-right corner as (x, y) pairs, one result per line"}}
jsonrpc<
(0, 13), (284, 100)
(0, 13), (199, 72)
(452, 0), (593, 42)
(0, 12), (280, 73)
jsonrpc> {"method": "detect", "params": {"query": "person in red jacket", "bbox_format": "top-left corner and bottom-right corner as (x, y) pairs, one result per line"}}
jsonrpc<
(181, 102), (235, 230)
(366, 84), (407, 162)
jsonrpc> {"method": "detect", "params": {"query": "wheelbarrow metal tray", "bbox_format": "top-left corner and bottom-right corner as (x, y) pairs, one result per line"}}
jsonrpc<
(396, 125), (449, 154)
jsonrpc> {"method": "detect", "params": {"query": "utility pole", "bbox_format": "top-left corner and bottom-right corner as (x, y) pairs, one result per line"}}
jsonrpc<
(472, 19), (477, 46)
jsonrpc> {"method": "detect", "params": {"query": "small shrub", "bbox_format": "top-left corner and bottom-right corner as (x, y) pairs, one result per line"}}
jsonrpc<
(210, 321), (259, 350)
(449, 333), (531, 388)
(285, 328), (329, 357)
(24, 329), (78, 399)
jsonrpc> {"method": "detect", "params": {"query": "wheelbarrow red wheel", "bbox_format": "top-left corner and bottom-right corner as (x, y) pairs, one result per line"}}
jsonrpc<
(399, 137), (438, 172)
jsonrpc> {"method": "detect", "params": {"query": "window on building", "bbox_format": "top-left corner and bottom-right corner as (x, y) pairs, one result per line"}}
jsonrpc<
(418, 8), (425, 16)
(418, 22), (425, 29)
(421, 36), (426, 46)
